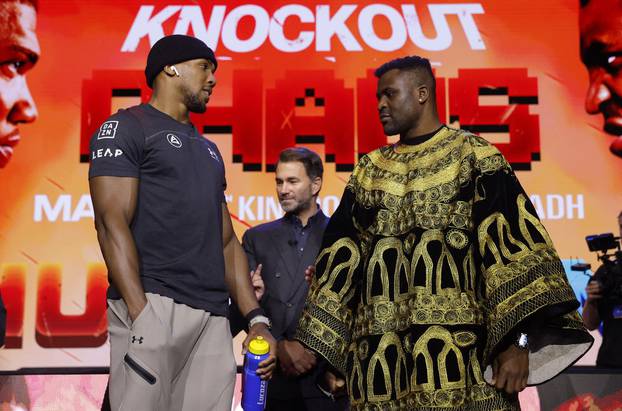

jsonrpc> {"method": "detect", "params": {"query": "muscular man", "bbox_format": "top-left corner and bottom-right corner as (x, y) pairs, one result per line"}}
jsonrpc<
(580, 0), (622, 157)
(294, 56), (593, 410)
(233, 148), (347, 410)
(89, 35), (275, 411)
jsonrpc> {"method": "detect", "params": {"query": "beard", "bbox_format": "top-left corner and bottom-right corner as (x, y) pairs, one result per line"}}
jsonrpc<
(382, 121), (400, 136)
(280, 196), (313, 215)
(181, 84), (207, 113)
(280, 199), (301, 214)
(380, 114), (409, 137)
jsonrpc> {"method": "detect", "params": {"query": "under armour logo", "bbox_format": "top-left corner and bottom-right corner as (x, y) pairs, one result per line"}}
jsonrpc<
(131, 336), (144, 344)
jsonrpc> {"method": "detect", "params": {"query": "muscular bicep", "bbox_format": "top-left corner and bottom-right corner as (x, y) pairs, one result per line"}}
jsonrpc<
(90, 176), (139, 226)
(89, 176), (145, 313)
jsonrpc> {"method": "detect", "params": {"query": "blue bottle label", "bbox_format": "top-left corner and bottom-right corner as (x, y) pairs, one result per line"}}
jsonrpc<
(242, 351), (269, 410)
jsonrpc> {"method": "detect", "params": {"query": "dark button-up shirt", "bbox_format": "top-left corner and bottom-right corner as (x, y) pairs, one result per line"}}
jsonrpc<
(285, 207), (323, 257)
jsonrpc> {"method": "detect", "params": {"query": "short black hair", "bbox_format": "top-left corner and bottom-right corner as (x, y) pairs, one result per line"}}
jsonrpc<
(278, 147), (323, 180)
(580, 0), (589, 6)
(374, 56), (435, 83)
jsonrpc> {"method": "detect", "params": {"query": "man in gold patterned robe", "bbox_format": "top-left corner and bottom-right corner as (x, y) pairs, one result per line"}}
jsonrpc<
(293, 56), (593, 410)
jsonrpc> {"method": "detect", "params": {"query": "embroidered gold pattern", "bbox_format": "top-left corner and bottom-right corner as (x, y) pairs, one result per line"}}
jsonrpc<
(295, 127), (585, 410)
(446, 229), (469, 250)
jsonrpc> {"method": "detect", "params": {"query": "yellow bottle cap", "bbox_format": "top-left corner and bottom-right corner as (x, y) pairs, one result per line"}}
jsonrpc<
(249, 336), (270, 355)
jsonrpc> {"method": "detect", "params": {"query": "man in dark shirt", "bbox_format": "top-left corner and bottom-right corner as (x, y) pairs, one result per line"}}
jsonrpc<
(232, 148), (347, 410)
(582, 216), (622, 369)
(89, 35), (276, 411)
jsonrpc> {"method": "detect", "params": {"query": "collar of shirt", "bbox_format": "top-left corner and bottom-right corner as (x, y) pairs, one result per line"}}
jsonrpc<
(400, 124), (446, 146)
(285, 205), (323, 229)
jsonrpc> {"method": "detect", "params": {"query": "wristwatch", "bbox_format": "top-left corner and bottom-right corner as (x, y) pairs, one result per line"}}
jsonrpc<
(514, 332), (529, 350)
(249, 314), (272, 329)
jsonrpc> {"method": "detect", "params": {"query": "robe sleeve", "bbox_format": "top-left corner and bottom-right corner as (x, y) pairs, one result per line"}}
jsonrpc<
(295, 178), (368, 377)
(472, 148), (593, 385)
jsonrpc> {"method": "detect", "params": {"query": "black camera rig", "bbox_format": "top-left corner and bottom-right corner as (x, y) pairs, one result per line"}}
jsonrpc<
(572, 233), (622, 305)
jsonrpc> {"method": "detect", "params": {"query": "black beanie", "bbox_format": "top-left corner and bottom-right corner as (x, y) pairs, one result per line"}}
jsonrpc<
(145, 35), (218, 88)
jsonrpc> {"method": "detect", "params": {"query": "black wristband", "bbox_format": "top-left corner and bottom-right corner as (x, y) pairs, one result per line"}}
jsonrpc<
(245, 307), (266, 322)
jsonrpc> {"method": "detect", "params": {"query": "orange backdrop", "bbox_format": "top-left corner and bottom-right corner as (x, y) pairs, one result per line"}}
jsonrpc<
(0, 0), (615, 371)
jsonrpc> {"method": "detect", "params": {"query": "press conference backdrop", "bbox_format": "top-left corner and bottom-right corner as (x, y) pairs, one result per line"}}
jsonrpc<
(0, 0), (617, 378)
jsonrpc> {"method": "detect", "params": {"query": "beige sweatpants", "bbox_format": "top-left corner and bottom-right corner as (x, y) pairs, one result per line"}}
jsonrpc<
(107, 293), (236, 411)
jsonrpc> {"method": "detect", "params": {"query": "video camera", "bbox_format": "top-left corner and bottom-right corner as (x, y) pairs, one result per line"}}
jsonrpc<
(572, 233), (622, 305)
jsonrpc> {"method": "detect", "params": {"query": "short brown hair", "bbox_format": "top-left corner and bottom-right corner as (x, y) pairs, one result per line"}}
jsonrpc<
(278, 147), (323, 180)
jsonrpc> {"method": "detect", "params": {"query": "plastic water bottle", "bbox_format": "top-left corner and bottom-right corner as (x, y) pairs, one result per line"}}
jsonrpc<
(242, 336), (270, 411)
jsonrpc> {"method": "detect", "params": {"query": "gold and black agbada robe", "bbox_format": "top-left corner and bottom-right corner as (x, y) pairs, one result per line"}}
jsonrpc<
(295, 127), (593, 410)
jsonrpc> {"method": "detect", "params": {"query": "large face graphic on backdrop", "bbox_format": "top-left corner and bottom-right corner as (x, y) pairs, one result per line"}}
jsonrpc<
(0, 1), (618, 371)
(0, 0), (39, 169)
(580, 0), (622, 158)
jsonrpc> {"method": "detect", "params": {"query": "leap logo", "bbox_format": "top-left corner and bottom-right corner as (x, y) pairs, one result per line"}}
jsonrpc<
(97, 121), (118, 139)
(167, 133), (182, 148)
(92, 148), (123, 160)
